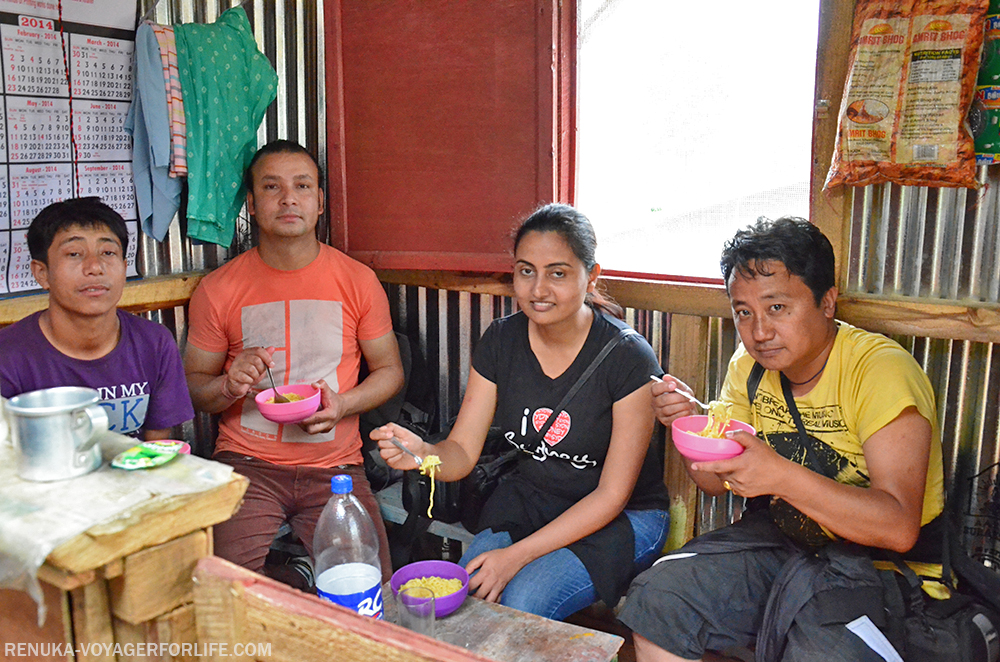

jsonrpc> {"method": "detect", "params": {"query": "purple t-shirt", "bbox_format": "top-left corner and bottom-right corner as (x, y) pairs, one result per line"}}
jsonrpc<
(0, 310), (194, 436)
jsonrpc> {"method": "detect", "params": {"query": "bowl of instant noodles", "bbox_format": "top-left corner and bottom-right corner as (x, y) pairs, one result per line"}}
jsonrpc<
(671, 413), (754, 462)
(255, 384), (321, 424)
(391, 559), (469, 618)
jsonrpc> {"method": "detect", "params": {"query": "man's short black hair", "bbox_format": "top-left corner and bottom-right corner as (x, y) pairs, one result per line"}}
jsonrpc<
(27, 197), (129, 264)
(720, 216), (835, 306)
(244, 139), (324, 191)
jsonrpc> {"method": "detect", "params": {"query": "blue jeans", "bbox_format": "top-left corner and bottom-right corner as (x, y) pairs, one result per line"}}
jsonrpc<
(458, 508), (669, 620)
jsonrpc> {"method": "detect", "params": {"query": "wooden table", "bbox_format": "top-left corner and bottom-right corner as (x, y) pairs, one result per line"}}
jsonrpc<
(383, 583), (623, 662)
(0, 446), (248, 662)
(193, 556), (622, 662)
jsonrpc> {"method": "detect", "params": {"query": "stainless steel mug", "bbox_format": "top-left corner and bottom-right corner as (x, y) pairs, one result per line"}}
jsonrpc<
(7, 386), (109, 481)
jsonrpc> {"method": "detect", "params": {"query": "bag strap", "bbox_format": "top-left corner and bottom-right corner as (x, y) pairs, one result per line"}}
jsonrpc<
(777, 372), (831, 476)
(528, 327), (637, 447)
(747, 361), (766, 406)
(884, 549), (931, 616)
(746, 360), (829, 474)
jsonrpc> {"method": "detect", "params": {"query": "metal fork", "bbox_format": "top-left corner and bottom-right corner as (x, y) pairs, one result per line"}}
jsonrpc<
(390, 437), (423, 466)
(649, 374), (709, 410)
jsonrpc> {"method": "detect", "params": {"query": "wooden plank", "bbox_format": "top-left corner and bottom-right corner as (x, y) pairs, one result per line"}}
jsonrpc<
(324, 0), (348, 252)
(155, 604), (198, 662)
(375, 268), (1000, 344)
(375, 269), (514, 297)
(335, 2), (560, 271)
(102, 559), (124, 580)
(109, 530), (209, 625)
(838, 295), (1000, 344)
(36, 564), (96, 592)
(664, 314), (710, 542)
(375, 269), (734, 318)
(46, 475), (248, 575)
(194, 556), (494, 662)
(811, 0), (857, 286)
(111, 605), (197, 662)
(2, 267), (993, 355)
(0, 271), (206, 326)
(112, 618), (156, 661)
(602, 278), (731, 319)
(71, 579), (115, 662)
(193, 558), (249, 662)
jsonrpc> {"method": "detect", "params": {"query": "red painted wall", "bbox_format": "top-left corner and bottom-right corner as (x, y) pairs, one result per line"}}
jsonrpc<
(325, 1), (573, 271)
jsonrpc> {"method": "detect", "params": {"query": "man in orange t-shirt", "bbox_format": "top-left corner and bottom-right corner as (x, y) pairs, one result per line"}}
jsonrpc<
(185, 140), (403, 585)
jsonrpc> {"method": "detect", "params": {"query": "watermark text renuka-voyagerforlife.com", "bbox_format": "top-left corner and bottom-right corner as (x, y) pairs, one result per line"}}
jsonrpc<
(5, 642), (272, 657)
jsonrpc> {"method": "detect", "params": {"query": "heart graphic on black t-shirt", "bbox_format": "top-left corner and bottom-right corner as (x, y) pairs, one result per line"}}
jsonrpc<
(532, 408), (571, 446)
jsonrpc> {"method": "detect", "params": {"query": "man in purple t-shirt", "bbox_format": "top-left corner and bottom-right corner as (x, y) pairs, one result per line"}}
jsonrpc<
(0, 198), (193, 438)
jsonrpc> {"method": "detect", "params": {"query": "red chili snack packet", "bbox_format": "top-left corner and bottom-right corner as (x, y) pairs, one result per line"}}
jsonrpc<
(825, 0), (988, 190)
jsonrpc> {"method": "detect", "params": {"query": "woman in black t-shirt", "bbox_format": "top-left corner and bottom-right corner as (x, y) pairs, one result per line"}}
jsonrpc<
(374, 204), (669, 620)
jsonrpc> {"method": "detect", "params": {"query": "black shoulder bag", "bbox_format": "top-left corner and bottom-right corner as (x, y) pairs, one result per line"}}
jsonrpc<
(749, 361), (1000, 662)
(395, 327), (637, 565)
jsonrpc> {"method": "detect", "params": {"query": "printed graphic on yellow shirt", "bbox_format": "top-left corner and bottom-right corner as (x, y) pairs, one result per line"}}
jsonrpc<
(752, 389), (870, 546)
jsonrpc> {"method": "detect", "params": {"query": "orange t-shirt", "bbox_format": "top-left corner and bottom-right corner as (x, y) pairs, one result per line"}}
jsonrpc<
(187, 245), (393, 467)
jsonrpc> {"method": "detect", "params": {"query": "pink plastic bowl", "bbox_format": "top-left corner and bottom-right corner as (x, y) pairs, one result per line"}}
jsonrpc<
(255, 384), (321, 424)
(390, 559), (469, 618)
(671, 415), (755, 462)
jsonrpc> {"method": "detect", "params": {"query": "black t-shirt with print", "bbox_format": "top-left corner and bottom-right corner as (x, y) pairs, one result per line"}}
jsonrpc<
(473, 310), (667, 508)
(471, 310), (669, 607)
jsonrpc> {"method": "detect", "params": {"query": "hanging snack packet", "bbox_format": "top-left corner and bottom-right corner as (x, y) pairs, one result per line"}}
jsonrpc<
(111, 440), (191, 470)
(825, 0), (988, 190)
(971, 0), (1000, 163)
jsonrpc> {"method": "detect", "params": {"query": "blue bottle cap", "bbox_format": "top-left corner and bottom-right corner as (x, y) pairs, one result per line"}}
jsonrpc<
(331, 474), (352, 494)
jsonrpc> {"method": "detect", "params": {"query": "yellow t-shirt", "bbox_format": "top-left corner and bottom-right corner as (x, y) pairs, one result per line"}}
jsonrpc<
(719, 321), (945, 546)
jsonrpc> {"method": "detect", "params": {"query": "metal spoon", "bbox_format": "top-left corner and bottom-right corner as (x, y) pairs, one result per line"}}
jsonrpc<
(390, 436), (423, 466)
(649, 374), (709, 410)
(265, 365), (290, 403)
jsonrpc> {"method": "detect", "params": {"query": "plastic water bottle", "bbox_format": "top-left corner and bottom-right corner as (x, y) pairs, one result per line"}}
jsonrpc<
(313, 474), (383, 619)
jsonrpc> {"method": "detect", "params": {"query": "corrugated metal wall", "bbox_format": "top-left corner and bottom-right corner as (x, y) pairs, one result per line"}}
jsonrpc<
(851, 175), (1000, 567)
(136, 0), (325, 454)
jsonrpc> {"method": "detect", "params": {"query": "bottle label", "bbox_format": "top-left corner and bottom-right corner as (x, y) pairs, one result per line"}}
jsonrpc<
(315, 563), (383, 619)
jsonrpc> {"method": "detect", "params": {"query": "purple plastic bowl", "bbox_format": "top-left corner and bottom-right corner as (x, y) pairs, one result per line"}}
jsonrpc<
(390, 560), (469, 618)
(671, 415), (755, 462)
(255, 384), (321, 424)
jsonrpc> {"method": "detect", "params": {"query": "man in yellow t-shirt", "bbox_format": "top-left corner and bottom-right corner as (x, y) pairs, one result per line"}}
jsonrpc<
(620, 217), (944, 662)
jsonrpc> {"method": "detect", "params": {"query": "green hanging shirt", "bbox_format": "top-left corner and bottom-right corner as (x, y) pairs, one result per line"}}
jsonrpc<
(174, 7), (277, 246)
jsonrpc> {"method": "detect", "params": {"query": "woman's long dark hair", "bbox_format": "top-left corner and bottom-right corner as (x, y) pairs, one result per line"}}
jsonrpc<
(513, 203), (624, 320)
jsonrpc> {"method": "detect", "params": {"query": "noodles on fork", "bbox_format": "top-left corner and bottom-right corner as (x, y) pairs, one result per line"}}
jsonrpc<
(418, 454), (443, 518)
(698, 400), (733, 439)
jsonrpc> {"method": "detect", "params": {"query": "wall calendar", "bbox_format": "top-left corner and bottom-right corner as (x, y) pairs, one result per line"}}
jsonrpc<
(0, 0), (138, 295)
